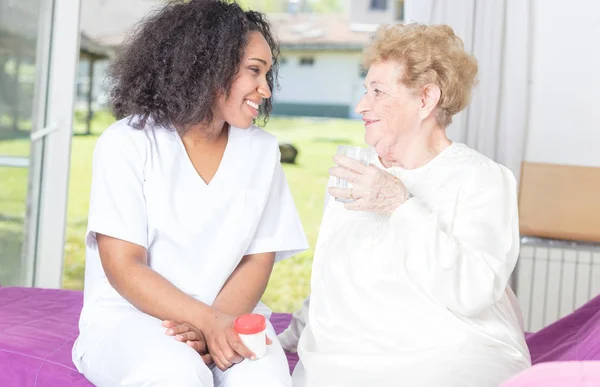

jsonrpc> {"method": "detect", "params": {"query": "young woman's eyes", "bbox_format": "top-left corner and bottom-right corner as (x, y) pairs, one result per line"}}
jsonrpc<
(249, 67), (260, 74)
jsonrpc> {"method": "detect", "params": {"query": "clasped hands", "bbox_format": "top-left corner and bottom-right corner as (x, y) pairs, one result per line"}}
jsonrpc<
(163, 310), (271, 371)
(328, 154), (410, 214)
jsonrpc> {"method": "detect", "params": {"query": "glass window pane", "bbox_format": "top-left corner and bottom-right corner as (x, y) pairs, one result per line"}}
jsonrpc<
(0, 166), (28, 285)
(1, 1), (42, 157)
(0, 0), (42, 285)
(370, 0), (388, 11)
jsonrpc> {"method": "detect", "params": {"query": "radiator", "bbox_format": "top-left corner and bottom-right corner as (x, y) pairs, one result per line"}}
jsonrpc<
(514, 237), (600, 332)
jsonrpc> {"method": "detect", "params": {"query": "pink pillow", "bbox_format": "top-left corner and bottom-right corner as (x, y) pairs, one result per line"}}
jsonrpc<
(501, 361), (600, 386)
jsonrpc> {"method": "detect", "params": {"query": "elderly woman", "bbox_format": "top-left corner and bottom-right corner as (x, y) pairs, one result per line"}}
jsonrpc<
(280, 24), (531, 386)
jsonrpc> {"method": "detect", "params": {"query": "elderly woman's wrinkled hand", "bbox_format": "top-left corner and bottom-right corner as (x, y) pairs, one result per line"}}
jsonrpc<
(328, 154), (410, 214)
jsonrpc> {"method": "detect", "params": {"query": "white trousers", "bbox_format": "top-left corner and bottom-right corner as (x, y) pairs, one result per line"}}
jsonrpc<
(77, 307), (292, 387)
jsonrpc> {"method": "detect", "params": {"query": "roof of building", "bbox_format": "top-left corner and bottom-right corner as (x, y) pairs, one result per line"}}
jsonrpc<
(79, 0), (375, 52)
(268, 13), (375, 51)
(80, 33), (114, 58)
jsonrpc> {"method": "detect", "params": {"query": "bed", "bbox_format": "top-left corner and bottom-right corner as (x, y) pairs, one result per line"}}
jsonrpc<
(0, 286), (296, 387)
(1, 286), (599, 387)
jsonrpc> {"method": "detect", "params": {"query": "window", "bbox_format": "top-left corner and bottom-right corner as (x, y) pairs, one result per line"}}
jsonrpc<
(370, 0), (387, 11)
(299, 57), (314, 66)
(0, 0), (81, 287)
(396, 0), (405, 21)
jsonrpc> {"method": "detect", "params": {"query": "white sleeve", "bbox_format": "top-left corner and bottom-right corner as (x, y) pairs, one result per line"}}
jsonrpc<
(245, 151), (308, 262)
(85, 129), (148, 249)
(278, 178), (331, 351)
(390, 161), (519, 317)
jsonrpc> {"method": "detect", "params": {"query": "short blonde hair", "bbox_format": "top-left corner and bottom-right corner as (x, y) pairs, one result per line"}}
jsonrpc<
(362, 23), (478, 127)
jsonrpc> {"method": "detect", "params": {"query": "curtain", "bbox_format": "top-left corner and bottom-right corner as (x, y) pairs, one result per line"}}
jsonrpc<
(405, 0), (531, 183)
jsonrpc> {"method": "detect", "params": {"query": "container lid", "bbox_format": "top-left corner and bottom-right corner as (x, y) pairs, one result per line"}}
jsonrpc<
(234, 314), (266, 335)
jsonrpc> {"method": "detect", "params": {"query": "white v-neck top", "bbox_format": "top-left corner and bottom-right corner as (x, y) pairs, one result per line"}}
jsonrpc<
(75, 116), (308, 337)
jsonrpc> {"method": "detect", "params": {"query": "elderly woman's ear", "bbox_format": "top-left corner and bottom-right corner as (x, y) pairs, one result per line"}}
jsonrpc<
(419, 84), (442, 121)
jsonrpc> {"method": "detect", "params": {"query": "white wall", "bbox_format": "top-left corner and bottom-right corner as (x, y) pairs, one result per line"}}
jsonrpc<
(403, 0), (432, 24)
(525, 0), (600, 167)
(276, 51), (363, 110)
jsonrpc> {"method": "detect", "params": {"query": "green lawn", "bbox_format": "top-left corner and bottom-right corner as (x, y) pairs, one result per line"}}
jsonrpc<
(0, 111), (365, 312)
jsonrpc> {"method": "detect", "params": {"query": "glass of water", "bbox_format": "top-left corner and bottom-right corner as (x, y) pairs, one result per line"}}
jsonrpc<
(334, 145), (375, 203)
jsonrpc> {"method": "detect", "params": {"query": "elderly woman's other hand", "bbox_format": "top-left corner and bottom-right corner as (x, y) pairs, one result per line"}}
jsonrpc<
(328, 154), (410, 214)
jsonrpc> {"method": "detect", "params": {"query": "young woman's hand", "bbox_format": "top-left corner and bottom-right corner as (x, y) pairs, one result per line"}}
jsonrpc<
(201, 311), (255, 371)
(162, 320), (212, 364)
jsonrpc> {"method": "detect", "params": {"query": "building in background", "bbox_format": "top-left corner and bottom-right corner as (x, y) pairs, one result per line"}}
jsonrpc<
(259, 0), (405, 119)
(74, 0), (404, 120)
(269, 13), (370, 119)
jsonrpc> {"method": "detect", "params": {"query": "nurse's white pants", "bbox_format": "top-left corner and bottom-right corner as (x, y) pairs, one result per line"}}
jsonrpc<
(78, 307), (292, 387)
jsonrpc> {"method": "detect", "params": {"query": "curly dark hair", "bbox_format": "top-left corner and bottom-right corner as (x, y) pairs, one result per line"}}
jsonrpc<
(107, 0), (280, 131)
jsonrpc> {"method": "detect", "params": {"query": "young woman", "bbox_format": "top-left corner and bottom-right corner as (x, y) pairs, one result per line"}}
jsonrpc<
(72, 1), (307, 386)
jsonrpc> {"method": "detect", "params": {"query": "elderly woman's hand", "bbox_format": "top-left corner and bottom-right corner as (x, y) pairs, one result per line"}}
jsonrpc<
(328, 154), (410, 214)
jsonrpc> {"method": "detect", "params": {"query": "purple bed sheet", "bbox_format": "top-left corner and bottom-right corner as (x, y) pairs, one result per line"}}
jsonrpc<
(0, 287), (297, 387)
(525, 291), (600, 364)
(1, 286), (600, 387)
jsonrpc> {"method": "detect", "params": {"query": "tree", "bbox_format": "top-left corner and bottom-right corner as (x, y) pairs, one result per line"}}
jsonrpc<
(306, 0), (342, 13)
(235, 0), (286, 13)
(236, 0), (342, 13)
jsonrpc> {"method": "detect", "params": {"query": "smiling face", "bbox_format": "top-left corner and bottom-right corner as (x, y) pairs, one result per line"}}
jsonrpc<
(355, 60), (423, 157)
(212, 31), (273, 129)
